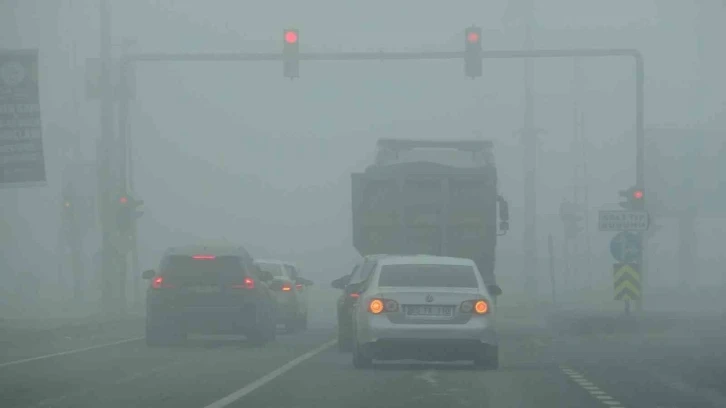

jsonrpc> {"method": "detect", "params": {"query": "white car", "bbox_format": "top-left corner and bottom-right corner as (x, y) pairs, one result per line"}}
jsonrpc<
(254, 259), (312, 333)
(350, 255), (498, 369)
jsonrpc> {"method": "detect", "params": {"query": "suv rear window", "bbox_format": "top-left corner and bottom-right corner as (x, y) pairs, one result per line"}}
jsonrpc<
(161, 255), (246, 284)
(377, 264), (478, 288)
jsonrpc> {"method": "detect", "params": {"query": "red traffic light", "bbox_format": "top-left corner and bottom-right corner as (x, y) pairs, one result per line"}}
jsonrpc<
(284, 30), (298, 44)
(466, 31), (480, 44)
(119, 196), (128, 204)
(632, 190), (644, 200)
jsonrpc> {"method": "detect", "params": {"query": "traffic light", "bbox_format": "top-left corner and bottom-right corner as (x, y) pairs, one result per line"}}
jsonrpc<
(282, 28), (299, 78)
(116, 194), (144, 232)
(464, 26), (483, 78)
(619, 186), (644, 210)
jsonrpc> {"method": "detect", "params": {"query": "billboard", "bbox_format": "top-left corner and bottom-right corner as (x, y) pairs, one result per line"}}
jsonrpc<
(0, 49), (45, 187)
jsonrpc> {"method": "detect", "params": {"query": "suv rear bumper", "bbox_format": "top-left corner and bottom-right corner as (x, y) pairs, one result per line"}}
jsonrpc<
(148, 304), (258, 334)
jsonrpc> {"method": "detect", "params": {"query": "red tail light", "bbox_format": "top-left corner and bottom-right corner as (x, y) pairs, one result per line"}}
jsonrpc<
(460, 299), (490, 315)
(349, 293), (360, 299)
(231, 277), (255, 289)
(295, 283), (303, 290)
(192, 254), (216, 260)
(281, 284), (292, 292)
(368, 298), (398, 314)
(151, 276), (174, 289)
(369, 299), (384, 314)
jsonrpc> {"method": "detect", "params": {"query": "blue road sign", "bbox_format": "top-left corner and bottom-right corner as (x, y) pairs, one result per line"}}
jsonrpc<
(610, 231), (641, 263)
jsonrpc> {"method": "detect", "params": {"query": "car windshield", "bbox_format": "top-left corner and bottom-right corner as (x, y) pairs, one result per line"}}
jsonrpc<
(161, 255), (245, 284)
(377, 264), (479, 288)
(255, 262), (286, 277)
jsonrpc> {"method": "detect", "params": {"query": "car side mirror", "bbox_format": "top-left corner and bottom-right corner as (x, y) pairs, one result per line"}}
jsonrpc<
(142, 270), (155, 280)
(331, 275), (350, 290)
(487, 284), (503, 297)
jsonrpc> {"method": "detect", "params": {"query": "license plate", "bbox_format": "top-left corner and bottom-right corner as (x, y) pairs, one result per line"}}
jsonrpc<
(189, 286), (220, 294)
(405, 305), (453, 317)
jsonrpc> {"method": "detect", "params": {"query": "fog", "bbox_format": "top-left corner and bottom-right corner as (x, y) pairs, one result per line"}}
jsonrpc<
(3, 2), (726, 407)
(2, 1), (725, 314)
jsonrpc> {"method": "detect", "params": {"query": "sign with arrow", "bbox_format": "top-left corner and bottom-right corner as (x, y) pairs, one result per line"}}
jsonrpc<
(613, 263), (641, 301)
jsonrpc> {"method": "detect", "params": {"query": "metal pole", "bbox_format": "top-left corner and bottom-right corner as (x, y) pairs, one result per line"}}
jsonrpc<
(582, 112), (593, 290)
(118, 45), (139, 311)
(522, 0), (538, 298)
(116, 58), (130, 312)
(635, 55), (645, 311)
(548, 234), (556, 306)
(99, 0), (117, 315)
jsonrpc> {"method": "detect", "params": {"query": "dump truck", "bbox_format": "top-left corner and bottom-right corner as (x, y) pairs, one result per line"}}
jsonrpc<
(351, 139), (509, 295)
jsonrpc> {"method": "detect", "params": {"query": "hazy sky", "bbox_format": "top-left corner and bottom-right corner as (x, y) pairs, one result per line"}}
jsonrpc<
(2, 1), (725, 293)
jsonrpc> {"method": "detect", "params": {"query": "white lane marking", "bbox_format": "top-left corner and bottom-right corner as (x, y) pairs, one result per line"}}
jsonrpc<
(33, 350), (206, 407)
(418, 370), (438, 386)
(0, 337), (143, 368)
(561, 366), (625, 407)
(203, 339), (336, 408)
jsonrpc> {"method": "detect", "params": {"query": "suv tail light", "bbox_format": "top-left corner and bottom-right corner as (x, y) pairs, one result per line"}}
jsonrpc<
(460, 299), (490, 315)
(368, 298), (398, 314)
(295, 283), (303, 290)
(231, 277), (255, 289)
(192, 254), (216, 260)
(151, 276), (174, 289)
(281, 283), (292, 292)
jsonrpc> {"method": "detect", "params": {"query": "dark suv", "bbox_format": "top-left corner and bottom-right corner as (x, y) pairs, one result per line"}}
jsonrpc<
(142, 245), (278, 346)
(331, 254), (388, 351)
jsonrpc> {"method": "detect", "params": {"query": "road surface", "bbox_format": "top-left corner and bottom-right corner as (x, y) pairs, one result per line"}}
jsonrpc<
(1, 310), (724, 408)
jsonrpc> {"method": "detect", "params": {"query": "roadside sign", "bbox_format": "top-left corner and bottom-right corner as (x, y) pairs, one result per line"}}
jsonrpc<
(609, 231), (641, 263)
(613, 263), (641, 301)
(598, 210), (649, 231)
(0, 49), (45, 187)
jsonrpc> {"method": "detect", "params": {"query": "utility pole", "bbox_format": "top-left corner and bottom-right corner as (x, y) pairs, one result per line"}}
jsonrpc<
(521, 0), (539, 297)
(117, 39), (136, 308)
(99, 0), (119, 315)
(571, 58), (591, 290)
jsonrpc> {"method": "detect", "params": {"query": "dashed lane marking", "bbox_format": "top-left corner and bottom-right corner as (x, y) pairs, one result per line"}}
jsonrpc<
(561, 366), (625, 408)
(0, 337), (144, 368)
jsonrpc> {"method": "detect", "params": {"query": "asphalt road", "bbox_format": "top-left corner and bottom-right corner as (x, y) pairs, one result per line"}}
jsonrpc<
(1, 309), (724, 408)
